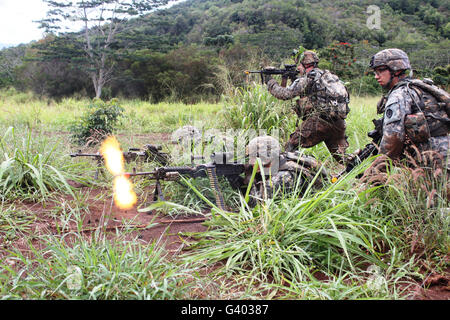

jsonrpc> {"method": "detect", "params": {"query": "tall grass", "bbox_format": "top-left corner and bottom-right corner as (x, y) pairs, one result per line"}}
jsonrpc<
(0, 126), (85, 201)
(221, 84), (296, 142)
(0, 204), (37, 246)
(0, 89), (446, 299)
(0, 89), (222, 134)
(376, 162), (449, 264)
(0, 232), (192, 299)
(180, 161), (399, 282)
(0, 89), (88, 130)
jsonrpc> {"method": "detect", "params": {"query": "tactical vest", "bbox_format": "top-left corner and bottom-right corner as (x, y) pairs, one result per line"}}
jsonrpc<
(404, 79), (449, 143)
(378, 78), (450, 144)
(306, 69), (350, 120)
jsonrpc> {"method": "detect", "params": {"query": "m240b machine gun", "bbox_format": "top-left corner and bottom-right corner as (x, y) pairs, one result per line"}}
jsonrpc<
(70, 144), (170, 180)
(124, 152), (248, 211)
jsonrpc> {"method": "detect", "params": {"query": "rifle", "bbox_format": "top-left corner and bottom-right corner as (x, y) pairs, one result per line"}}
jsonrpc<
(333, 118), (384, 181)
(70, 144), (170, 180)
(123, 152), (247, 211)
(245, 64), (299, 84)
(124, 144), (170, 166)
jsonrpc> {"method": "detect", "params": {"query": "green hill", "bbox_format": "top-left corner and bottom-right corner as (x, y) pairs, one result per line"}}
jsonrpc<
(123, 0), (449, 64)
(1, 0), (448, 100)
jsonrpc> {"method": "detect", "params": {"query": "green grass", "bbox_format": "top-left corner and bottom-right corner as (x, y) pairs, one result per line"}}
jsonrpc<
(180, 162), (395, 279)
(0, 89), (222, 134)
(0, 88), (446, 300)
(0, 232), (192, 299)
(0, 126), (89, 201)
(0, 204), (37, 246)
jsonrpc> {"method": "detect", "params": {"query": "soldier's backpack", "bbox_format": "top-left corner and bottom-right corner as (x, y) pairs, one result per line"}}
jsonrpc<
(402, 78), (450, 143)
(307, 69), (350, 119)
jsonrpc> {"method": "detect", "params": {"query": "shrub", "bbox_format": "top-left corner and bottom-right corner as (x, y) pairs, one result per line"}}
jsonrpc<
(432, 65), (449, 87)
(347, 75), (382, 96)
(70, 98), (124, 146)
(221, 84), (296, 142)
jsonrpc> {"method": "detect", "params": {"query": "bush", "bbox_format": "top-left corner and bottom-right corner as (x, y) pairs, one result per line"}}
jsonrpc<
(0, 127), (78, 201)
(70, 98), (124, 146)
(347, 75), (382, 96)
(221, 84), (296, 142)
(432, 65), (449, 87)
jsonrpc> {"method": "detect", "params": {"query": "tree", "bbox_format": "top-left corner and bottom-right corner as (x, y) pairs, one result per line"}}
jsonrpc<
(38, 0), (169, 98)
(0, 45), (26, 87)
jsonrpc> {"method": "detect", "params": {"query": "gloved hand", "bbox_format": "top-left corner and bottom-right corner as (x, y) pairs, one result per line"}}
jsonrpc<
(346, 149), (361, 163)
(264, 74), (273, 84)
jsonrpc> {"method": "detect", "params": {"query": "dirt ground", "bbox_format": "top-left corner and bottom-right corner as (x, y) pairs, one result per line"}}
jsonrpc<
(1, 132), (448, 300)
(1, 183), (446, 301)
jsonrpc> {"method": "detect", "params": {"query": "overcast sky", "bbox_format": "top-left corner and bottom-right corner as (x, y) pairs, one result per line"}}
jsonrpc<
(0, 0), (186, 47)
(0, 0), (48, 46)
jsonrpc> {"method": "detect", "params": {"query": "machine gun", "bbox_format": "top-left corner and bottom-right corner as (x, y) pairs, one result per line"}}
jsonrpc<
(245, 64), (299, 85)
(333, 118), (384, 181)
(70, 144), (170, 180)
(123, 144), (170, 166)
(123, 152), (248, 211)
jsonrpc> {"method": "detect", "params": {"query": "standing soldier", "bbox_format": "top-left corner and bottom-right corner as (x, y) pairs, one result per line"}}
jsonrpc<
(264, 50), (350, 163)
(364, 48), (449, 176)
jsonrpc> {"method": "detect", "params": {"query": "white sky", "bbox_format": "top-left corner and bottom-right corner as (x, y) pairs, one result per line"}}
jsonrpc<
(0, 0), (49, 46)
(0, 0), (186, 47)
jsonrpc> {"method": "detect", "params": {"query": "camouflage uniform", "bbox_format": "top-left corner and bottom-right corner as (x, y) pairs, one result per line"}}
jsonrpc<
(377, 80), (450, 169)
(245, 136), (326, 202)
(262, 151), (326, 198)
(370, 49), (450, 170)
(266, 51), (350, 162)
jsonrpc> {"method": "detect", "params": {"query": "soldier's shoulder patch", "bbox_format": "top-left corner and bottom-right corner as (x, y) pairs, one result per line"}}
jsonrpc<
(386, 108), (393, 119)
(384, 96), (403, 125)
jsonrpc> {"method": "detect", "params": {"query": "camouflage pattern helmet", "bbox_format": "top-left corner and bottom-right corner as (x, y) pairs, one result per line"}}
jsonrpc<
(300, 50), (319, 65)
(246, 136), (281, 175)
(171, 125), (201, 145)
(369, 48), (411, 72)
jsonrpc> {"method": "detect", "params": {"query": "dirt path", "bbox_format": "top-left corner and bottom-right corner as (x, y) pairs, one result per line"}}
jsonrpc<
(2, 183), (448, 300)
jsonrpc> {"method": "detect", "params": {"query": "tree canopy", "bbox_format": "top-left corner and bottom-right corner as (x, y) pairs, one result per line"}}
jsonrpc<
(1, 0), (448, 100)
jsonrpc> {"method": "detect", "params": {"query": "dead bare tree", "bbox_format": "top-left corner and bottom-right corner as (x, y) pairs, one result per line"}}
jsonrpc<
(38, 0), (169, 98)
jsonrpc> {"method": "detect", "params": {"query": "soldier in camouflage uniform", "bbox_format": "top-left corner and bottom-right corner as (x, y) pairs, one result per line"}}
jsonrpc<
(264, 51), (350, 163)
(245, 136), (326, 202)
(366, 48), (449, 175)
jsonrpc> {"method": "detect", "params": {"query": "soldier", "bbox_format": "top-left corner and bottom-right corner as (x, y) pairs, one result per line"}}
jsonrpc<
(245, 136), (326, 202)
(364, 48), (449, 177)
(264, 50), (350, 163)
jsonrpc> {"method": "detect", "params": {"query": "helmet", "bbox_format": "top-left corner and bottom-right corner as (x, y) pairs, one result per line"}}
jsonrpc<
(171, 125), (201, 145)
(369, 48), (411, 72)
(246, 136), (280, 175)
(300, 51), (319, 65)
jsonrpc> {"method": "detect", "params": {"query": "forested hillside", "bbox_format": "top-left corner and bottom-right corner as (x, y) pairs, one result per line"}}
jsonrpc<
(0, 0), (448, 101)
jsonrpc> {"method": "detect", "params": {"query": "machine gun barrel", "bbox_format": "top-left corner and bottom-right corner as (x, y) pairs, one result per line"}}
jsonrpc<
(70, 151), (102, 158)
